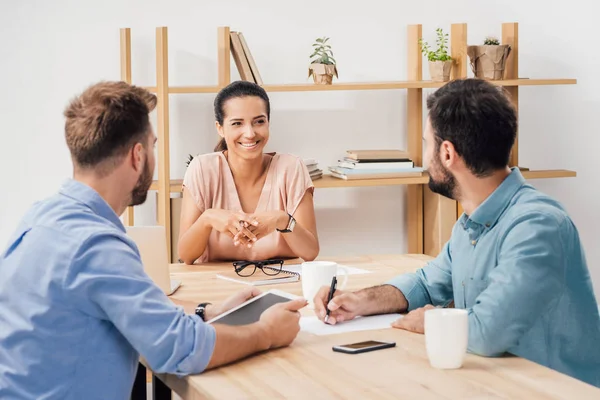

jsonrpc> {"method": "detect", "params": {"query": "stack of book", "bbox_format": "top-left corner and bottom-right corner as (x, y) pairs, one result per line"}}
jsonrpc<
(329, 149), (424, 180)
(304, 159), (323, 181)
(229, 31), (262, 84)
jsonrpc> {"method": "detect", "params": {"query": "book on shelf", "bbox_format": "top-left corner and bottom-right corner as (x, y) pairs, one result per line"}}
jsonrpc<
(229, 31), (262, 84)
(216, 268), (300, 286)
(310, 170), (323, 180)
(338, 159), (414, 170)
(328, 166), (424, 180)
(345, 149), (411, 161)
(303, 158), (323, 181)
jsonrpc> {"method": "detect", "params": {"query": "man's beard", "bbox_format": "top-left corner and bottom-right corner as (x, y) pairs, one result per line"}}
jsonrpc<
(130, 159), (153, 206)
(428, 159), (457, 200)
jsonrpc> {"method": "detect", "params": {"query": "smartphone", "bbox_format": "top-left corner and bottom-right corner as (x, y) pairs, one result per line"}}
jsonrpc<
(332, 340), (396, 354)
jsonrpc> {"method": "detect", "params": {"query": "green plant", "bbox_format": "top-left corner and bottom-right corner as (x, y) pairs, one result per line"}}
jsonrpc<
(484, 36), (500, 45)
(419, 28), (452, 62)
(310, 37), (336, 65)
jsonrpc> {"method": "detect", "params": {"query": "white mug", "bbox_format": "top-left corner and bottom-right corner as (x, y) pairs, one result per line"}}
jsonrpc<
(301, 261), (348, 307)
(424, 308), (469, 369)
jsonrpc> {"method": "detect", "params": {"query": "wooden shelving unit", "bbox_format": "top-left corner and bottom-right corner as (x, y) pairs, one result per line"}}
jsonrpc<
(142, 78), (576, 95)
(150, 169), (576, 193)
(120, 22), (577, 261)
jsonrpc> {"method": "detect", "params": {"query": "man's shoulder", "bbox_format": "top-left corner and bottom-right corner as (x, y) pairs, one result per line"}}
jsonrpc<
(504, 186), (571, 227)
(25, 194), (136, 257)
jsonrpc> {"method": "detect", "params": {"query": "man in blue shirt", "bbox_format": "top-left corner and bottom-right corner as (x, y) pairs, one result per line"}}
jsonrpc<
(314, 78), (600, 388)
(0, 81), (307, 400)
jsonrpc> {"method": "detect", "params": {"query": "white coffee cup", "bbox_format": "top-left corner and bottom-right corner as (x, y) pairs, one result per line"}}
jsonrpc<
(301, 261), (348, 307)
(424, 308), (469, 369)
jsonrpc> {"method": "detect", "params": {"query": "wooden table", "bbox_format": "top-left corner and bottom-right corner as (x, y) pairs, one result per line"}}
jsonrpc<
(137, 254), (600, 399)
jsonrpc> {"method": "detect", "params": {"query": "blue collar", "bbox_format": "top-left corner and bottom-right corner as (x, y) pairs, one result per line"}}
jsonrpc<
(58, 178), (125, 232)
(464, 167), (526, 229)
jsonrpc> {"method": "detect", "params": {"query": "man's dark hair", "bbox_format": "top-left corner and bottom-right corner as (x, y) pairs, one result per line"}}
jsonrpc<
(64, 81), (157, 172)
(426, 78), (517, 177)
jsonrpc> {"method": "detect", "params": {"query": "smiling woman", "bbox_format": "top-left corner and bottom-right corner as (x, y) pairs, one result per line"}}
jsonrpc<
(177, 81), (320, 265)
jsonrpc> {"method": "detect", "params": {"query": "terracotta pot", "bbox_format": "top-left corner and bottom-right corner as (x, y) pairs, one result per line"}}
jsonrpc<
(308, 63), (338, 85)
(428, 60), (453, 82)
(467, 44), (511, 80)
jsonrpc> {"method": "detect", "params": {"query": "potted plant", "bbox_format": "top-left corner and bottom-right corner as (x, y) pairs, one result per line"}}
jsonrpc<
(467, 36), (511, 80)
(419, 28), (453, 82)
(308, 36), (338, 85)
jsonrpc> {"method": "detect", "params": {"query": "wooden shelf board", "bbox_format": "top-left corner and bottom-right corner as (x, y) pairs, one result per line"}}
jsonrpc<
(150, 169), (576, 193)
(263, 79), (576, 92)
(141, 79), (576, 95)
(313, 174), (428, 187)
(520, 169), (576, 179)
(150, 179), (183, 192)
(143, 86), (220, 94)
(169, 86), (221, 94)
(503, 78), (577, 87)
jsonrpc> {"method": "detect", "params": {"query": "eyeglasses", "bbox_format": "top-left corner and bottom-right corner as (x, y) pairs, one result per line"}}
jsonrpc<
(232, 259), (284, 277)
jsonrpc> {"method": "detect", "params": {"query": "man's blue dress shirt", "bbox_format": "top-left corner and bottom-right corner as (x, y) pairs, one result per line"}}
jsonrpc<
(389, 168), (600, 387)
(0, 179), (216, 399)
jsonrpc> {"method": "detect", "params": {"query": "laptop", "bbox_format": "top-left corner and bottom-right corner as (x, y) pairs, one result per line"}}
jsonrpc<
(125, 225), (182, 296)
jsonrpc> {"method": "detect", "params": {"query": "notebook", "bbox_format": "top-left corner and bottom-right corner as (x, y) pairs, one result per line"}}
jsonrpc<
(216, 267), (300, 286)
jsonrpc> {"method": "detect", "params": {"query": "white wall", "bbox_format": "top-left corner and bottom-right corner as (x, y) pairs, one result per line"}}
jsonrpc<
(1, 0), (599, 295)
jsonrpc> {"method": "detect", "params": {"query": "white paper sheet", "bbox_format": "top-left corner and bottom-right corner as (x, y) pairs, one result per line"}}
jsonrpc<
(283, 263), (372, 276)
(300, 314), (402, 335)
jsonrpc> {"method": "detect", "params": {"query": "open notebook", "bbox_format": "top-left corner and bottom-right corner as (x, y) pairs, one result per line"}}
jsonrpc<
(216, 267), (300, 286)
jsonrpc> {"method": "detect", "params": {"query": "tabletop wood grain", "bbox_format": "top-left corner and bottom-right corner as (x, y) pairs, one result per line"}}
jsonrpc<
(151, 254), (600, 399)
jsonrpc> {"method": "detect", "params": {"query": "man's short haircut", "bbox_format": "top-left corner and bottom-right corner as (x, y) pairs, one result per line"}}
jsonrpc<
(64, 81), (157, 173)
(426, 78), (518, 177)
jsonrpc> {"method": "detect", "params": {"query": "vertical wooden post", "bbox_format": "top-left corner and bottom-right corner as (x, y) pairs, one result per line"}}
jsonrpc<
(422, 23), (468, 256)
(406, 24), (424, 254)
(120, 28), (132, 83)
(503, 23), (519, 168)
(452, 23), (467, 221)
(120, 28), (135, 226)
(156, 27), (172, 259)
(451, 23), (467, 80)
(217, 27), (231, 87)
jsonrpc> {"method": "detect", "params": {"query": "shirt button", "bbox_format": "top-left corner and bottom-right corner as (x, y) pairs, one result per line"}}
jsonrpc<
(471, 240), (477, 245)
(485, 223), (490, 228)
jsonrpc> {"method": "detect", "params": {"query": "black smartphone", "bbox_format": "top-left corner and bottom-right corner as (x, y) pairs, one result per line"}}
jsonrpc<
(332, 340), (396, 354)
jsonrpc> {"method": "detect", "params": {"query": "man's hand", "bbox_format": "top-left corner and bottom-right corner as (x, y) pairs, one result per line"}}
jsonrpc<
(313, 286), (364, 325)
(259, 298), (308, 349)
(204, 287), (262, 321)
(391, 304), (435, 334)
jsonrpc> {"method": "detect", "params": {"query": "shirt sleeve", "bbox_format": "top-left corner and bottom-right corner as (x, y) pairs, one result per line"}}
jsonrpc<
(182, 156), (205, 213)
(284, 156), (315, 216)
(63, 231), (216, 376)
(386, 240), (454, 311)
(466, 212), (565, 357)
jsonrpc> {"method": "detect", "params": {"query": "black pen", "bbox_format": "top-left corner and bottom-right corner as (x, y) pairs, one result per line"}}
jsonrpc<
(324, 276), (337, 324)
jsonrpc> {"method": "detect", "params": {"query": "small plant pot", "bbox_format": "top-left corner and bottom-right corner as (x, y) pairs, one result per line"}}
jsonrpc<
(467, 44), (511, 80)
(308, 63), (338, 85)
(428, 60), (453, 82)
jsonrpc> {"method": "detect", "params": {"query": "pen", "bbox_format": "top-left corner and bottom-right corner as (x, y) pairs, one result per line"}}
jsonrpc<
(324, 276), (337, 324)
